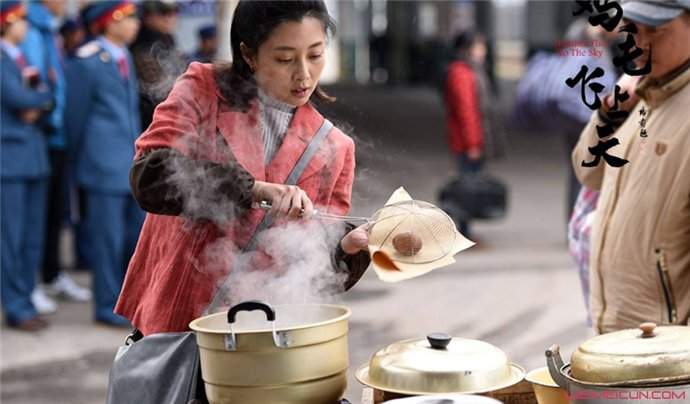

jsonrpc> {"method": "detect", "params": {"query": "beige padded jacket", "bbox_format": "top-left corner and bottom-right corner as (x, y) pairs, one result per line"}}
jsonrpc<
(573, 61), (690, 334)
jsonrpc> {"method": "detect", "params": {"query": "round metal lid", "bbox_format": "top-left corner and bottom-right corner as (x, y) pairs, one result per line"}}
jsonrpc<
(356, 333), (525, 395)
(571, 323), (690, 384)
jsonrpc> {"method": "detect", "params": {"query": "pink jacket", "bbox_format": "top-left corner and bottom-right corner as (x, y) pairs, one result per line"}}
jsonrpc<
(115, 63), (356, 335)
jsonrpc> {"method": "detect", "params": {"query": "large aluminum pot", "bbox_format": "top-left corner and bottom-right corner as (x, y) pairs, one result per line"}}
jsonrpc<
(189, 300), (350, 404)
(546, 323), (690, 404)
(356, 333), (527, 403)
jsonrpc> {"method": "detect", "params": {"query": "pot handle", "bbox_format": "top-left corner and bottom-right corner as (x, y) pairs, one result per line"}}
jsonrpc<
(224, 300), (289, 351)
(545, 344), (570, 390)
(226, 300), (276, 324)
(427, 333), (452, 350)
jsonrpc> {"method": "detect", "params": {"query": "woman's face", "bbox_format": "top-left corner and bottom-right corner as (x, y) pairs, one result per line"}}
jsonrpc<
(470, 39), (487, 65)
(245, 17), (327, 107)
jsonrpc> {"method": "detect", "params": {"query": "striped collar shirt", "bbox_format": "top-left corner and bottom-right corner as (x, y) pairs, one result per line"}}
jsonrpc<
(257, 89), (296, 164)
(98, 36), (126, 62)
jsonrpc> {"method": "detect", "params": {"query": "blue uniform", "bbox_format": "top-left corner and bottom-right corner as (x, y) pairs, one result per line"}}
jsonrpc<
(21, 2), (65, 149)
(64, 38), (144, 324)
(1, 45), (53, 325)
(21, 1), (71, 286)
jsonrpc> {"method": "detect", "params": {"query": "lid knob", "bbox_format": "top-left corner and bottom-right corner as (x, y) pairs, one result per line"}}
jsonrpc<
(639, 322), (657, 338)
(427, 333), (452, 350)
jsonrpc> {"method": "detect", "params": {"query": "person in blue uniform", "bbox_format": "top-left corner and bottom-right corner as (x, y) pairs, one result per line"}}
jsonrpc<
(64, 1), (144, 327)
(189, 24), (217, 63)
(1, 1), (54, 331)
(60, 18), (87, 58)
(22, 0), (93, 313)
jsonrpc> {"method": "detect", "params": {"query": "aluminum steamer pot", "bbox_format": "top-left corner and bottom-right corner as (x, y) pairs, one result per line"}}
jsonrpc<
(356, 333), (526, 402)
(546, 323), (690, 404)
(189, 300), (351, 404)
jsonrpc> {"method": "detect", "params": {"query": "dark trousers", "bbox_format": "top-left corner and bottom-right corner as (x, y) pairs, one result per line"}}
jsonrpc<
(76, 188), (91, 269)
(456, 153), (484, 236)
(42, 149), (67, 283)
(1, 179), (47, 323)
(82, 190), (144, 320)
(457, 153), (484, 175)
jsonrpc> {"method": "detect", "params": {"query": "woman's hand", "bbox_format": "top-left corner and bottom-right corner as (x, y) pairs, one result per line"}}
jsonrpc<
(341, 224), (369, 255)
(252, 180), (314, 219)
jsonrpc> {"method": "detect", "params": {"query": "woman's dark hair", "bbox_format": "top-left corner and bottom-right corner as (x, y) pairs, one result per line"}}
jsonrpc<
(214, 0), (336, 111)
(452, 30), (483, 60)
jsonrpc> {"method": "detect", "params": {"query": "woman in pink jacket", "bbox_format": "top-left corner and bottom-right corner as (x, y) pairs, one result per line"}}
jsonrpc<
(115, 0), (369, 335)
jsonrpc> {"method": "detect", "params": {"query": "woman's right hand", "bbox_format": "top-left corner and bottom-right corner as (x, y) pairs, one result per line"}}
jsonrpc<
(252, 180), (314, 220)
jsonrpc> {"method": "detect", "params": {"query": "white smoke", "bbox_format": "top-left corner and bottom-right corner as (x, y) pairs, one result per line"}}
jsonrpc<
(205, 218), (350, 311)
(159, 129), (354, 312)
(139, 42), (188, 102)
(242, 220), (345, 302)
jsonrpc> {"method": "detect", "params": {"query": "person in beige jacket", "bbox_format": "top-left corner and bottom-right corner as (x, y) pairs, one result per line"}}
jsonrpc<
(572, 1), (690, 334)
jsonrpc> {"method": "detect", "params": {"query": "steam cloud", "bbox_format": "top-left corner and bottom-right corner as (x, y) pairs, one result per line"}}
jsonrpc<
(160, 124), (352, 313)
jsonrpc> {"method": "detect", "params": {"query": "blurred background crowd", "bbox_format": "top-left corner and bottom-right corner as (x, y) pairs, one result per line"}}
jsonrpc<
(2, 0), (610, 333)
(2, 0), (689, 403)
(2, 0), (225, 331)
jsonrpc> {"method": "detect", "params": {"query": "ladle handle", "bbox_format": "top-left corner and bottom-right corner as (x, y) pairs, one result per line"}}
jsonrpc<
(227, 300), (276, 324)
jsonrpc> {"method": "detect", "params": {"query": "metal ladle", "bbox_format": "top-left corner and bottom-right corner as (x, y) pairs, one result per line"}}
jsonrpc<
(257, 200), (371, 223)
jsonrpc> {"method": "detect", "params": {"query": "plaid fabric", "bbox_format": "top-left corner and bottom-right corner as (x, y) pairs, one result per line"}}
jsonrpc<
(568, 186), (600, 325)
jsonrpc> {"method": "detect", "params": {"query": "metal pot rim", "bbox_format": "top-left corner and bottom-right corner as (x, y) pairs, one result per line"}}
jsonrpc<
(546, 345), (690, 391)
(355, 362), (525, 396)
(525, 367), (559, 389)
(559, 363), (690, 388)
(189, 303), (351, 335)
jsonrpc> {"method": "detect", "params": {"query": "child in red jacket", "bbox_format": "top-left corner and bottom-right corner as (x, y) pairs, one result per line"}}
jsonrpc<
(445, 31), (490, 175)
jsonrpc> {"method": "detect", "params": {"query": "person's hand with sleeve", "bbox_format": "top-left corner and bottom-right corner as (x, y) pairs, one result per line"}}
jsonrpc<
(252, 181), (315, 220)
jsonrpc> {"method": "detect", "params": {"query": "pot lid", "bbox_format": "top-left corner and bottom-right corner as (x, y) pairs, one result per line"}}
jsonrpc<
(356, 333), (524, 395)
(570, 323), (690, 384)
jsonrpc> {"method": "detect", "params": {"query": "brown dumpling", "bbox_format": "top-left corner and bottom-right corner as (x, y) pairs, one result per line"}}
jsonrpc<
(392, 231), (423, 256)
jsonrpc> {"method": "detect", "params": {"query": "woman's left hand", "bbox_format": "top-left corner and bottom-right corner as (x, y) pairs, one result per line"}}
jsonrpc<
(341, 224), (369, 255)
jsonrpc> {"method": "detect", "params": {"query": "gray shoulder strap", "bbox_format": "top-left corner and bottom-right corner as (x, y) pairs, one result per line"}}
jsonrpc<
(243, 118), (333, 251)
(206, 119), (334, 313)
(285, 119), (334, 185)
